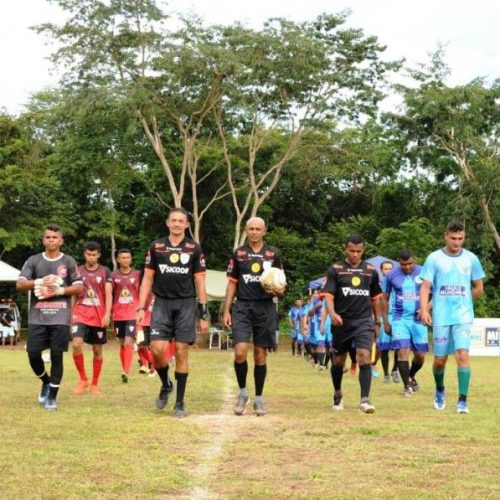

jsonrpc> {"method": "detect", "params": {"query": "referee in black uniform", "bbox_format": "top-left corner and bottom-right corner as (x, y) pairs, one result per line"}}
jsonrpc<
(321, 234), (382, 413)
(223, 217), (283, 417)
(137, 208), (209, 418)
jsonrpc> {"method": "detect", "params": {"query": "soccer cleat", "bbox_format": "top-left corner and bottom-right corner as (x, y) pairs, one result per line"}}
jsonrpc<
(90, 385), (101, 396)
(403, 386), (413, 397)
(44, 398), (58, 411)
(253, 399), (266, 416)
(434, 389), (446, 410)
(139, 365), (148, 375)
(319, 365), (326, 372)
(233, 394), (249, 416)
(38, 383), (50, 405)
(332, 394), (344, 411)
(371, 368), (380, 379)
(409, 379), (419, 392)
(391, 371), (401, 383)
(173, 402), (188, 418)
(383, 375), (391, 383)
(359, 401), (376, 413)
(147, 370), (156, 377)
(121, 372), (129, 384)
(155, 386), (170, 410)
(73, 380), (89, 395)
(456, 401), (469, 414)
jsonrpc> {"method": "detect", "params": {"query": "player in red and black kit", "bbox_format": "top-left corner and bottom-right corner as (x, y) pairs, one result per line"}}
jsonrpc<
(71, 241), (113, 396)
(112, 248), (141, 383)
(137, 208), (208, 418)
(321, 234), (382, 413)
(223, 217), (284, 417)
(16, 223), (83, 411)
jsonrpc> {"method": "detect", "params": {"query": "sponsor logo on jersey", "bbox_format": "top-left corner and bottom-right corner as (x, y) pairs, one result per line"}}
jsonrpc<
(243, 274), (262, 284)
(159, 264), (189, 274)
(57, 265), (68, 278)
(351, 276), (361, 286)
(155, 242), (165, 249)
(237, 250), (247, 257)
(439, 285), (466, 296)
(251, 262), (261, 273)
(96, 276), (102, 284)
(170, 253), (180, 264)
(342, 287), (370, 297)
(414, 276), (423, 284)
(265, 250), (275, 257)
(185, 243), (195, 249)
(180, 253), (190, 265)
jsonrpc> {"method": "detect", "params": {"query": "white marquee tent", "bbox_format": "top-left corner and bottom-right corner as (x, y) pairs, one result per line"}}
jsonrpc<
(0, 260), (20, 282)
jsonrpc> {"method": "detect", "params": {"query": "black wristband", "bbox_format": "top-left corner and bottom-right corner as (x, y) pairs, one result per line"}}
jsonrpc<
(198, 303), (209, 321)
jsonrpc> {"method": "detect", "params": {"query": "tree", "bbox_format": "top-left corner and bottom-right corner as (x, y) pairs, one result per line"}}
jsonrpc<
(388, 52), (500, 252)
(37, 2), (398, 245)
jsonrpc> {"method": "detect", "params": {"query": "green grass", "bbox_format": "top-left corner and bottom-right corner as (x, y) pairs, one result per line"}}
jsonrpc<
(0, 341), (499, 498)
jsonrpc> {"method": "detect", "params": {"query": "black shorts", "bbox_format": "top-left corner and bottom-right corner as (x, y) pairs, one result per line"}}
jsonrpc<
(231, 300), (277, 349)
(72, 323), (108, 345)
(137, 326), (151, 347)
(27, 324), (71, 353)
(332, 317), (374, 354)
(114, 320), (136, 339)
(150, 297), (196, 345)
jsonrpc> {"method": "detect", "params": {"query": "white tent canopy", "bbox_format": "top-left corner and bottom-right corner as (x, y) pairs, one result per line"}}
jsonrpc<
(0, 260), (20, 282)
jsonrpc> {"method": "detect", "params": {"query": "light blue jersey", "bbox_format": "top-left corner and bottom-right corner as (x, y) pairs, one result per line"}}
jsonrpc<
(384, 265), (423, 323)
(420, 248), (485, 326)
(288, 306), (302, 337)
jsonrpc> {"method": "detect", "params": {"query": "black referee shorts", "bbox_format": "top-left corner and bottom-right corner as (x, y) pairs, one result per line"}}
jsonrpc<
(150, 296), (197, 345)
(231, 299), (277, 349)
(332, 317), (374, 354)
(27, 324), (71, 353)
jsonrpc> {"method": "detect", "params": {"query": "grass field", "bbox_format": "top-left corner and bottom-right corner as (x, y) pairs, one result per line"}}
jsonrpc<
(0, 341), (499, 499)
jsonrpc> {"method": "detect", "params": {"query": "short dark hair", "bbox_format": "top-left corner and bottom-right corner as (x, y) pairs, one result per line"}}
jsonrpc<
(380, 260), (393, 271)
(117, 248), (131, 256)
(84, 241), (101, 252)
(398, 249), (414, 261)
(345, 234), (365, 246)
(45, 223), (62, 235)
(446, 220), (465, 233)
(167, 207), (190, 221)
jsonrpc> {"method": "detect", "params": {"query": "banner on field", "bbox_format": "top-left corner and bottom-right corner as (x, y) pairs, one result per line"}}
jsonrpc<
(470, 318), (500, 356)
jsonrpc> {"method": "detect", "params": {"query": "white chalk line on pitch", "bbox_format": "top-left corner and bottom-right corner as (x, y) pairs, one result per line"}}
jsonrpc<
(188, 359), (236, 500)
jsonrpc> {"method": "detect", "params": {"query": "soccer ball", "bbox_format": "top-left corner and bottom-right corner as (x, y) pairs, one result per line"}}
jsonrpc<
(260, 267), (286, 295)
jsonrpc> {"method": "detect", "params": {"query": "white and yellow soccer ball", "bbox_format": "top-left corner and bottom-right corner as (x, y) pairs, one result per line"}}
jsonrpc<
(260, 267), (287, 295)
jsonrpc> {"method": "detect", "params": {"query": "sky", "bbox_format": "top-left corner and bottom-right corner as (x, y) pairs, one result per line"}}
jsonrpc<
(1, 0), (498, 115)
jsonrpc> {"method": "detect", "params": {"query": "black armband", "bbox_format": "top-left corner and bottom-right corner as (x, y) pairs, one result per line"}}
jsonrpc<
(198, 303), (209, 321)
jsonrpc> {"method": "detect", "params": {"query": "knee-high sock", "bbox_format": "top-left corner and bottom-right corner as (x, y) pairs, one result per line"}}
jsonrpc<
(409, 358), (424, 379)
(28, 351), (50, 385)
(138, 348), (149, 367)
(331, 364), (344, 392)
(49, 351), (64, 400)
(92, 357), (103, 386)
(234, 361), (248, 389)
(381, 350), (389, 376)
(433, 367), (445, 391)
(398, 360), (410, 388)
(392, 350), (399, 372)
(349, 346), (357, 365)
(123, 345), (133, 374)
(119, 345), (125, 370)
(175, 371), (188, 403)
(254, 364), (267, 396)
(359, 363), (372, 399)
(457, 367), (471, 398)
(73, 352), (88, 381)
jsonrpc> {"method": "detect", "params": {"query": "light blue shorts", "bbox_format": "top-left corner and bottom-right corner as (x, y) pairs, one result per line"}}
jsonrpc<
(391, 320), (429, 352)
(377, 329), (393, 351)
(433, 323), (472, 356)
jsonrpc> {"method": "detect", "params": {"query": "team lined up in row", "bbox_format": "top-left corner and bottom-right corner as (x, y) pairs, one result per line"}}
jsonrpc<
(17, 213), (484, 416)
(288, 223), (485, 414)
